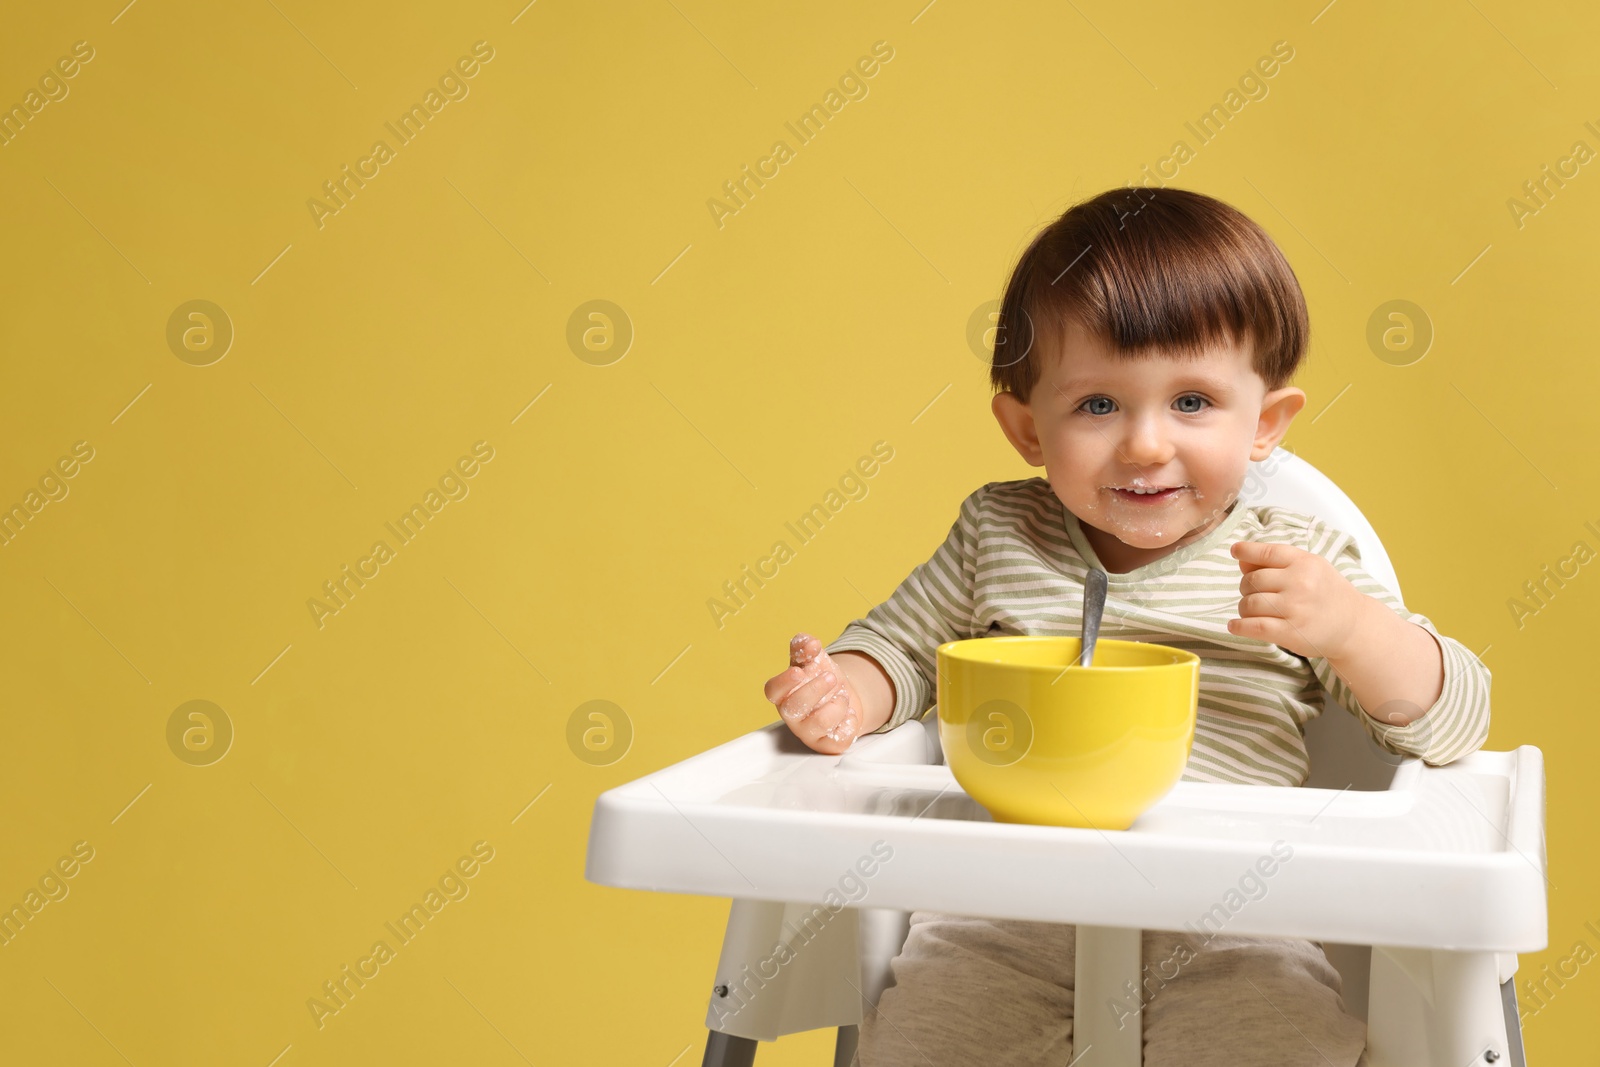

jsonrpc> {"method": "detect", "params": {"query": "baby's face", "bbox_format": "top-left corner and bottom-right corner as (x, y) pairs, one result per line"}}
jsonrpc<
(993, 316), (1303, 571)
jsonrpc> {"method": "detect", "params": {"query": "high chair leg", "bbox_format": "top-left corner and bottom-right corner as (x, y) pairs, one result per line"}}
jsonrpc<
(834, 1023), (859, 1067)
(1365, 946), (1509, 1066)
(704, 899), (863, 1040)
(1498, 979), (1526, 1067)
(701, 1030), (756, 1067)
(1073, 924), (1145, 1067)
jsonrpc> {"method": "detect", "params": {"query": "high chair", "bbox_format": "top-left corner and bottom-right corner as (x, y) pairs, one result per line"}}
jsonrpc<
(585, 446), (1546, 1067)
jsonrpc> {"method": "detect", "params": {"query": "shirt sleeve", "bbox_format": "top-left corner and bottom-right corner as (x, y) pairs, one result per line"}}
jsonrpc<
(823, 484), (985, 734)
(1301, 518), (1491, 766)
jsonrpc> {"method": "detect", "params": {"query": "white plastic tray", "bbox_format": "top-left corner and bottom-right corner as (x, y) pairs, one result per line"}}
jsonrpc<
(585, 717), (1547, 954)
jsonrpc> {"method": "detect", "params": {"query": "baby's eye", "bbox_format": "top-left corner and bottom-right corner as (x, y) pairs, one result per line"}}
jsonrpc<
(1075, 394), (1211, 416)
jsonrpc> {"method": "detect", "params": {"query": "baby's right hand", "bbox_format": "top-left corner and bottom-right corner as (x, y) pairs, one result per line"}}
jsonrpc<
(762, 633), (862, 754)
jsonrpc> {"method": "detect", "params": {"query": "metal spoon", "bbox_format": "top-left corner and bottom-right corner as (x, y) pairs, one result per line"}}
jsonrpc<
(1078, 568), (1108, 667)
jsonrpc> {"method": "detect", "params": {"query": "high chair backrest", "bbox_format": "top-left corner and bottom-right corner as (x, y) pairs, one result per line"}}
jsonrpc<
(1239, 447), (1409, 792)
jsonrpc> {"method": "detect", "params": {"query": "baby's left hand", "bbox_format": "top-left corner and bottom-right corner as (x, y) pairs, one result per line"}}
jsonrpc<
(1227, 540), (1372, 662)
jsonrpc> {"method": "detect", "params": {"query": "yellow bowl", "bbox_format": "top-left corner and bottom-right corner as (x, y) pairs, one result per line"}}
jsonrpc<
(936, 636), (1200, 830)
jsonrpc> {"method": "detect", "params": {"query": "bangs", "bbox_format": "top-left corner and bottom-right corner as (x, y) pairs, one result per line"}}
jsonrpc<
(992, 187), (1308, 400)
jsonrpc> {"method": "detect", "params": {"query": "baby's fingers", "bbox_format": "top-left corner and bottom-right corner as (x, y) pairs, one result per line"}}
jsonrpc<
(795, 684), (858, 750)
(817, 693), (859, 744)
(776, 665), (843, 725)
(791, 632), (814, 660)
(791, 632), (836, 671)
(764, 632), (830, 705)
(763, 665), (806, 705)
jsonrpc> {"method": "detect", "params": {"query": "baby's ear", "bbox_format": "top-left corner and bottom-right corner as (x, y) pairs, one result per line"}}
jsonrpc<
(991, 392), (1045, 466)
(1252, 387), (1306, 457)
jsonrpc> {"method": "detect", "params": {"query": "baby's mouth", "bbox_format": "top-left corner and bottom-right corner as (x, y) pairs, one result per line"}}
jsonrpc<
(1109, 486), (1186, 504)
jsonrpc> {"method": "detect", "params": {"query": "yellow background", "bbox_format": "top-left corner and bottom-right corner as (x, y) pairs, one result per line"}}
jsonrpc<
(1, 1), (1594, 1063)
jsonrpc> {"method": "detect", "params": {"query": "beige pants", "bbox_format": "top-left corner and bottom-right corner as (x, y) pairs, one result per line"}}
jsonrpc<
(858, 911), (1370, 1067)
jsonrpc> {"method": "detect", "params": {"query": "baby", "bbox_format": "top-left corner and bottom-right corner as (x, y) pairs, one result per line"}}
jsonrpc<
(761, 187), (1491, 1067)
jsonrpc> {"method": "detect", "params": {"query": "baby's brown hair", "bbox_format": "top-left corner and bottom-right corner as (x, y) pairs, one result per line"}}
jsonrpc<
(991, 187), (1309, 403)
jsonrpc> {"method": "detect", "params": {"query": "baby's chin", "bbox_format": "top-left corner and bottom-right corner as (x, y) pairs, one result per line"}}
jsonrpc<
(1065, 494), (1238, 549)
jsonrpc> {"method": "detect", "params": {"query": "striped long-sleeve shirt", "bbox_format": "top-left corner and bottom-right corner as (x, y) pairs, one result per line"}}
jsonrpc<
(824, 477), (1490, 787)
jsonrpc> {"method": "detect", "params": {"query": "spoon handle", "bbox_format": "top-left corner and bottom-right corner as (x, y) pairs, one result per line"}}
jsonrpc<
(1079, 568), (1108, 667)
